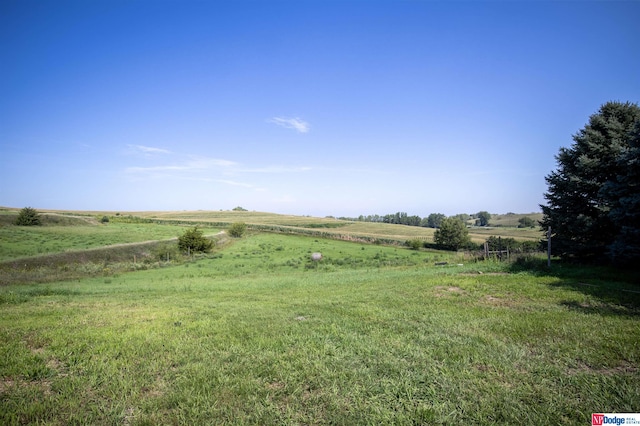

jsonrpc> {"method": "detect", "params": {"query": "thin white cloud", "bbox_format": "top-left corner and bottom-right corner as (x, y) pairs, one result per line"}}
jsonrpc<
(186, 156), (238, 168)
(268, 117), (310, 133)
(126, 165), (187, 173)
(126, 161), (311, 176)
(215, 179), (256, 188)
(129, 144), (172, 155)
(238, 165), (312, 173)
(123, 152), (310, 194)
(125, 156), (237, 175)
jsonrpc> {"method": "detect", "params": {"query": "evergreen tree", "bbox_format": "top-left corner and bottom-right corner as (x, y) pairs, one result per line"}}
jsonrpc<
(541, 101), (640, 263)
(178, 227), (213, 254)
(15, 207), (41, 226)
(603, 121), (640, 265)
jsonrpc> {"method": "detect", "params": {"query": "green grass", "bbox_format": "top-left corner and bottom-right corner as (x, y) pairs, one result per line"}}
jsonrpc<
(1, 233), (638, 425)
(465, 226), (543, 242)
(0, 222), (217, 262)
(1, 208), (547, 253)
(489, 212), (544, 228)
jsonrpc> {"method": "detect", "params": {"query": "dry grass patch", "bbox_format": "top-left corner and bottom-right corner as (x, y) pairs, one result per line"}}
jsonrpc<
(567, 360), (639, 377)
(480, 294), (525, 309)
(433, 286), (468, 298)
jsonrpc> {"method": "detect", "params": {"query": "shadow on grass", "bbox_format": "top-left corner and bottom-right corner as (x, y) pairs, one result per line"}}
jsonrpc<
(559, 299), (640, 318)
(507, 255), (640, 316)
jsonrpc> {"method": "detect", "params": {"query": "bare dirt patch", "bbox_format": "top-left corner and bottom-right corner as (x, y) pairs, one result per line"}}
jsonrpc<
(568, 360), (639, 376)
(433, 286), (468, 297)
(480, 294), (523, 309)
(0, 378), (16, 395)
(266, 381), (286, 391)
(0, 377), (53, 396)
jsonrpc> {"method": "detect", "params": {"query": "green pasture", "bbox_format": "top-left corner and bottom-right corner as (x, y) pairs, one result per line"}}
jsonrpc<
(465, 226), (542, 242)
(0, 218), (216, 262)
(1, 230), (639, 425)
(489, 213), (544, 228)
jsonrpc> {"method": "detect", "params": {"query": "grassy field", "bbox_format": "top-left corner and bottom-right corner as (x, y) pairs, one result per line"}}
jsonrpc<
(132, 209), (543, 243)
(1, 208), (638, 424)
(489, 213), (544, 228)
(0, 223), (218, 262)
(1, 224), (639, 425)
(0, 211), (218, 262)
(1, 207), (544, 247)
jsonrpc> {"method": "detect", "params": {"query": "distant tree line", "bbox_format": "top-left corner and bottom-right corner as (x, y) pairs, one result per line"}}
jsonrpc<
(338, 211), (490, 228)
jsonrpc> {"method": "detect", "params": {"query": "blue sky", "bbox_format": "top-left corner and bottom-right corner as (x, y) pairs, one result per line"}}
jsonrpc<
(1, 0), (639, 217)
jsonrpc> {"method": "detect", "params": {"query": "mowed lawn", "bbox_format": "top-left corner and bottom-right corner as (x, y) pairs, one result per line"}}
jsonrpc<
(1, 233), (639, 425)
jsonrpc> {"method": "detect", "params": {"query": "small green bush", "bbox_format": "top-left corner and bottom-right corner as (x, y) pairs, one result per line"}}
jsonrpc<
(518, 217), (536, 228)
(228, 222), (247, 238)
(406, 239), (422, 250)
(15, 207), (41, 226)
(100, 216), (110, 224)
(178, 227), (213, 254)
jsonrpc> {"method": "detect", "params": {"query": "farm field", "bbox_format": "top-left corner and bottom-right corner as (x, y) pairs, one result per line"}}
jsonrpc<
(0, 209), (638, 424)
(2, 208), (544, 243)
(132, 209), (542, 243)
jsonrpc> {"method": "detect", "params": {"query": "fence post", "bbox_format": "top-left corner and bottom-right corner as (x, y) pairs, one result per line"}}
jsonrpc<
(547, 226), (551, 268)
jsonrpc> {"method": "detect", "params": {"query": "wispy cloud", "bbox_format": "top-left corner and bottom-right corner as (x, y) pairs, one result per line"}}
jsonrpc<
(215, 179), (258, 188)
(125, 157), (311, 177)
(186, 157), (238, 168)
(124, 152), (310, 196)
(268, 117), (310, 133)
(125, 156), (237, 175)
(126, 165), (187, 173)
(128, 144), (172, 155)
(238, 165), (312, 173)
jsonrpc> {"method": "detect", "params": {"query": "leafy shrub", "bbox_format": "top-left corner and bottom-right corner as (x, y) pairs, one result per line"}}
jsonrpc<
(434, 217), (471, 250)
(406, 239), (422, 250)
(15, 207), (41, 226)
(100, 216), (110, 224)
(228, 222), (247, 238)
(178, 227), (213, 254)
(518, 217), (536, 228)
